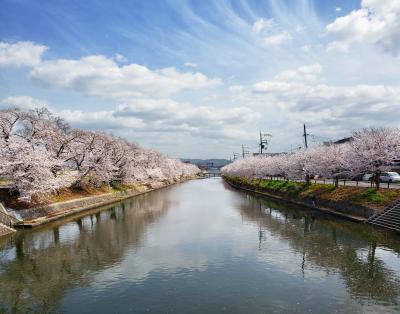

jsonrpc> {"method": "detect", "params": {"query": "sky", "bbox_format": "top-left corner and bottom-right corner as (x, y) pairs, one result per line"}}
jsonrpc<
(0, 0), (399, 159)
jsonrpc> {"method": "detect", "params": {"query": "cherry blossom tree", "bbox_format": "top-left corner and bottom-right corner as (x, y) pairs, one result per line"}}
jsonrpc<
(345, 128), (400, 188)
(306, 144), (350, 186)
(222, 127), (400, 190)
(0, 107), (200, 203)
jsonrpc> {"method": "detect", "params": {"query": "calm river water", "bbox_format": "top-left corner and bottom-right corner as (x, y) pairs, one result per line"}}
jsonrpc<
(1, 178), (400, 313)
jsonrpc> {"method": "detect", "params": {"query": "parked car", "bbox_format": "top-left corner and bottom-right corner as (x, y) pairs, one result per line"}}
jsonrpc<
(380, 172), (400, 183)
(362, 174), (373, 181)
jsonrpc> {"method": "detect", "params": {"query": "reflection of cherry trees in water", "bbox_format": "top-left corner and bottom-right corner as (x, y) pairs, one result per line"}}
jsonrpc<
(236, 194), (400, 305)
(0, 190), (172, 314)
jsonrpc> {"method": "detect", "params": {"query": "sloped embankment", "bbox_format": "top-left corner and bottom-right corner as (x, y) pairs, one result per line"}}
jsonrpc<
(14, 178), (195, 228)
(223, 176), (400, 220)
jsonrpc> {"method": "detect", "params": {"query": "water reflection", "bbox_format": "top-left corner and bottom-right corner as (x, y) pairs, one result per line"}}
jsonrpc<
(0, 189), (171, 314)
(234, 191), (400, 306)
(0, 179), (400, 313)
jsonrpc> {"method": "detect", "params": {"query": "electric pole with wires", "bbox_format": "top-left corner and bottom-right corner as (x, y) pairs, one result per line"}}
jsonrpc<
(259, 131), (272, 154)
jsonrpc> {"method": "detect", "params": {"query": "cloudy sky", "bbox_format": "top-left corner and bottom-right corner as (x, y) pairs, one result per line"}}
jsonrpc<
(0, 0), (399, 158)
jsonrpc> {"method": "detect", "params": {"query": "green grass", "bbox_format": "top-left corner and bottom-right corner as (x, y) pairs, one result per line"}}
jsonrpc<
(360, 188), (385, 203)
(224, 175), (400, 211)
(0, 176), (10, 186)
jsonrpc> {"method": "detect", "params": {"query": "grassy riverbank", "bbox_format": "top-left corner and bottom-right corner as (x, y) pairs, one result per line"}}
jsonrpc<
(2, 178), (193, 211)
(11, 176), (198, 228)
(223, 175), (400, 215)
(2, 184), (128, 210)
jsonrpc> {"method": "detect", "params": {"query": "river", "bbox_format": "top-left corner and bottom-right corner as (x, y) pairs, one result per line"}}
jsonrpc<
(1, 178), (400, 313)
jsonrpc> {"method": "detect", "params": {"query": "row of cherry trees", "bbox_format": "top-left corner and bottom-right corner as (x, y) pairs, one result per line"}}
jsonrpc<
(222, 127), (400, 189)
(0, 108), (200, 202)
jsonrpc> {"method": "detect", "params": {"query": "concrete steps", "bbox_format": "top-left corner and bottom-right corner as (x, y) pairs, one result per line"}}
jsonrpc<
(0, 223), (16, 236)
(368, 200), (400, 232)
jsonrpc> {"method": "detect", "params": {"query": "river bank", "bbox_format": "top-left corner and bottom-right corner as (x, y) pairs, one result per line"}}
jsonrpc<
(10, 177), (197, 228)
(223, 175), (400, 221)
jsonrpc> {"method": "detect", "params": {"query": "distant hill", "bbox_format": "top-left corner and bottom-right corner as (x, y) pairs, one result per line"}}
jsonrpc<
(181, 159), (231, 168)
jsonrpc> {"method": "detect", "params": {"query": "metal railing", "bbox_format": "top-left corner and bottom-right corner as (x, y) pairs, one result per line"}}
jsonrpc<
(264, 176), (400, 189)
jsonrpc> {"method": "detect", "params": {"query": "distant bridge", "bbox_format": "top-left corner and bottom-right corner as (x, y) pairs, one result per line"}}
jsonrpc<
(202, 169), (221, 178)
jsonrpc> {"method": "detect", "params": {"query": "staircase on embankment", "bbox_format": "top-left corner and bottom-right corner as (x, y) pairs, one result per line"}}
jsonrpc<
(368, 200), (400, 232)
(0, 203), (17, 236)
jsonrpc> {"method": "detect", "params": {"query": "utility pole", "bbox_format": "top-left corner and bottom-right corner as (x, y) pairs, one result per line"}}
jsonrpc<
(303, 124), (308, 149)
(260, 131), (263, 154)
(233, 152), (239, 161)
(258, 131), (272, 155)
(303, 124), (310, 185)
(259, 131), (272, 154)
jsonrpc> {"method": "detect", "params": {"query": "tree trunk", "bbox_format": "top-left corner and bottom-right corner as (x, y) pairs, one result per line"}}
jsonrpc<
(305, 174), (310, 185)
(334, 177), (339, 187)
(374, 170), (381, 189)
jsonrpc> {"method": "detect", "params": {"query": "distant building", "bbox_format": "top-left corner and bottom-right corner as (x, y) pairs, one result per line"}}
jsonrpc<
(323, 137), (353, 146)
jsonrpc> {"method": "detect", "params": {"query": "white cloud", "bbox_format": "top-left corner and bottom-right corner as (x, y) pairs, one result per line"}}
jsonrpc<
(228, 85), (244, 93)
(65, 100), (261, 142)
(184, 62), (197, 68)
(295, 24), (305, 33)
(230, 64), (400, 137)
(272, 63), (323, 83)
(29, 55), (222, 99)
(1, 95), (260, 142)
(252, 18), (274, 34)
(326, 0), (400, 55)
(0, 41), (47, 67)
(263, 31), (292, 46)
(58, 108), (145, 130)
(335, 7), (342, 12)
(114, 99), (260, 131)
(0, 96), (48, 110)
(114, 53), (128, 63)
(251, 18), (292, 47)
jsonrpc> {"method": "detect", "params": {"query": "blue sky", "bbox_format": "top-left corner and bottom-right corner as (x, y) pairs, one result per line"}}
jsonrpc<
(1, 0), (399, 158)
